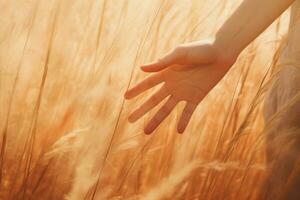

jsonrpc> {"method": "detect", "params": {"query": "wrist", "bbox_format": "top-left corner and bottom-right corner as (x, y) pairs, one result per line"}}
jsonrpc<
(212, 38), (239, 69)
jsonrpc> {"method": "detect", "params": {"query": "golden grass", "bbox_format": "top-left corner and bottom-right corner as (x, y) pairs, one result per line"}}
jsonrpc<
(0, 0), (291, 199)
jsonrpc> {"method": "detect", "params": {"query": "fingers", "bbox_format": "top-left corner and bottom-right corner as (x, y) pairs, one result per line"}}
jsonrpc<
(125, 73), (163, 99)
(128, 86), (168, 123)
(144, 97), (178, 134)
(177, 102), (197, 133)
(141, 48), (178, 72)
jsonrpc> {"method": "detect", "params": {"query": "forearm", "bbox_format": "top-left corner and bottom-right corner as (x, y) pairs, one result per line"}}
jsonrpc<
(214, 0), (295, 57)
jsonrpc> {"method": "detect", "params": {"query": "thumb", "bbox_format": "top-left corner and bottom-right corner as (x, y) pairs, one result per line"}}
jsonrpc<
(141, 48), (179, 72)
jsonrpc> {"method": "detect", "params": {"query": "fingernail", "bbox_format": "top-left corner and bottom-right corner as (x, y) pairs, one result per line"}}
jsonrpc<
(124, 92), (131, 99)
(128, 115), (135, 123)
(140, 65), (147, 70)
(177, 128), (184, 134)
(144, 128), (152, 135)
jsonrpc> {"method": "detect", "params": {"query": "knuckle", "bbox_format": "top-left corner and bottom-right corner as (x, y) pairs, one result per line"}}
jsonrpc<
(150, 95), (159, 104)
(174, 46), (183, 55)
(150, 115), (161, 127)
(160, 106), (169, 116)
(186, 106), (194, 113)
(174, 45), (186, 62)
(146, 80), (154, 87)
(153, 116), (161, 124)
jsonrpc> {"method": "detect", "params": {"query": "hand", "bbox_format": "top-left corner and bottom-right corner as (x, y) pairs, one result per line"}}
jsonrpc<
(124, 40), (237, 134)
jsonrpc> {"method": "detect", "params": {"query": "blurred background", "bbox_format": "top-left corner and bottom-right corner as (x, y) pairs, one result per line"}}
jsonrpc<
(0, 0), (290, 199)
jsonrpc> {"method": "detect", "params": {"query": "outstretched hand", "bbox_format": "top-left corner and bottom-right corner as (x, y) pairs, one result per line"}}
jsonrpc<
(124, 40), (237, 134)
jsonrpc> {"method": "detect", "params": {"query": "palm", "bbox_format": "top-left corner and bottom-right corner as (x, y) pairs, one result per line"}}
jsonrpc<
(162, 65), (225, 103)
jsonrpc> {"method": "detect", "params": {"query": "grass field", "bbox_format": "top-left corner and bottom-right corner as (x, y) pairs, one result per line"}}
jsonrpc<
(0, 0), (290, 199)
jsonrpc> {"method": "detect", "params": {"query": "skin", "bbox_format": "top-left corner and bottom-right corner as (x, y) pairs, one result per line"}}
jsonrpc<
(124, 0), (296, 134)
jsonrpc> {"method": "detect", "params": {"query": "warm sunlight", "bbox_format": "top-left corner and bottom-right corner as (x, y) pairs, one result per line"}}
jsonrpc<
(0, 0), (298, 199)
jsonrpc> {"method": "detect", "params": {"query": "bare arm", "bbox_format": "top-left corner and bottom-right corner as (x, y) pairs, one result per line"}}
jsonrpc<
(214, 0), (296, 57)
(125, 0), (295, 134)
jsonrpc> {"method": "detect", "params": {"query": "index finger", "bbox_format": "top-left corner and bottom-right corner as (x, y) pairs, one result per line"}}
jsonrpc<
(124, 73), (163, 99)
